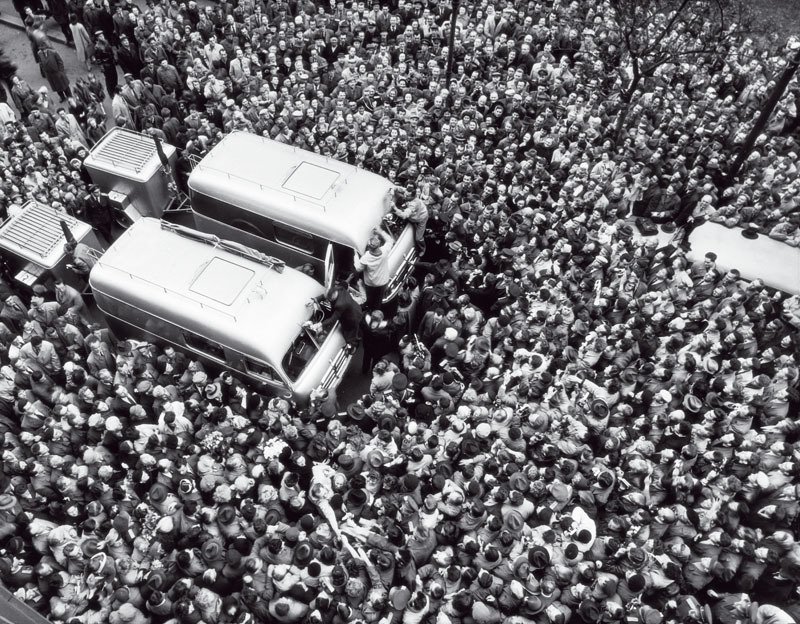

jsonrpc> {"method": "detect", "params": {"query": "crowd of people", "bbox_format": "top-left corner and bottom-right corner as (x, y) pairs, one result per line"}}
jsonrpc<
(0, 0), (800, 623)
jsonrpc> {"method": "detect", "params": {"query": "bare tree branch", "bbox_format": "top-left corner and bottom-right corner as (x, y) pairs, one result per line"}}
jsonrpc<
(642, 0), (693, 56)
(608, 0), (753, 142)
(612, 0), (751, 75)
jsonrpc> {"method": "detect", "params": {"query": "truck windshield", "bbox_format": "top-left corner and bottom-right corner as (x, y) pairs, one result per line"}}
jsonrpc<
(281, 300), (333, 381)
(381, 213), (404, 241)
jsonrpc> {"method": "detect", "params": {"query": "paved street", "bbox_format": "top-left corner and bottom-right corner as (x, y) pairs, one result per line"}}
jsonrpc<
(0, 0), (115, 115)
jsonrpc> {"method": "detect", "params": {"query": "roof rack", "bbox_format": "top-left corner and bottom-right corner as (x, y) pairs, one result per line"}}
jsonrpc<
(192, 133), (362, 210)
(159, 221), (286, 272)
(192, 161), (334, 210)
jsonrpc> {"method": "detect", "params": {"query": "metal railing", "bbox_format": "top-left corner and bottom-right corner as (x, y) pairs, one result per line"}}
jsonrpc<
(95, 227), (239, 322)
(191, 160), (335, 209)
(159, 221), (286, 272)
(188, 153), (203, 170)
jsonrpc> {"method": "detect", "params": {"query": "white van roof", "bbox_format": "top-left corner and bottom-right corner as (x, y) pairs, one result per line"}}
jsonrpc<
(89, 218), (325, 362)
(187, 132), (394, 253)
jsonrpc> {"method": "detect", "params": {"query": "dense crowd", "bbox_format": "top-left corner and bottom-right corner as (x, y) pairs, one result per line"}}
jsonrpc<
(0, 1), (800, 624)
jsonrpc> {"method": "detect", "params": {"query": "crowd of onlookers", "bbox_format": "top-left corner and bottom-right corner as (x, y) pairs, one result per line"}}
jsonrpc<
(1, 0), (800, 623)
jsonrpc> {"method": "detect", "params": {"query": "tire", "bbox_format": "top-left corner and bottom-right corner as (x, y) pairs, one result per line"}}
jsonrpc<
(113, 209), (135, 229)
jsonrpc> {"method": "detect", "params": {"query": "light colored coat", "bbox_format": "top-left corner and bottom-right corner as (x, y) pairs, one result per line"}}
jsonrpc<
(55, 113), (89, 148)
(18, 339), (61, 373)
(69, 21), (94, 68)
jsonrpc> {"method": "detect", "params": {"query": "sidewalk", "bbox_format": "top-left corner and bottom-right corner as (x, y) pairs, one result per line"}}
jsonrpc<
(0, 0), (114, 119)
(0, 0), (72, 47)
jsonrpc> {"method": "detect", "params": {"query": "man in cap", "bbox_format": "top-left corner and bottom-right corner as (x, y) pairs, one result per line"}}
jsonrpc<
(93, 31), (118, 96)
(82, 184), (114, 244)
(117, 35), (143, 78)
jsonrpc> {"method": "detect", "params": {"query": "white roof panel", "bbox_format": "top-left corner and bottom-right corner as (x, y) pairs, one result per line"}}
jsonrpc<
(190, 257), (255, 305)
(283, 162), (340, 200)
(89, 219), (326, 363)
(188, 132), (395, 252)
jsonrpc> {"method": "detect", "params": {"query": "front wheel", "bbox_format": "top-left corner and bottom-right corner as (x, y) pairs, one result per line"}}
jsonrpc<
(113, 209), (135, 229)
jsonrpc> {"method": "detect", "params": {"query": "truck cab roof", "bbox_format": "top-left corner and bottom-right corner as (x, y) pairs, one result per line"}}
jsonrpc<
(89, 218), (325, 364)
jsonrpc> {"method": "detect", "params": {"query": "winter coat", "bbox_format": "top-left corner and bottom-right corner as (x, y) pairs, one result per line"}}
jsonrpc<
(69, 22), (94, 66)
(38, 48), (70, 93)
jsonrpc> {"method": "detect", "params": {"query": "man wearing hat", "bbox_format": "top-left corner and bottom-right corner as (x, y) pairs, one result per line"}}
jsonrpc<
(116, 34), (143, 77)
(120, 72), (145, 127)
(93, 31), (118, 97)
(82, 183), (115, 245)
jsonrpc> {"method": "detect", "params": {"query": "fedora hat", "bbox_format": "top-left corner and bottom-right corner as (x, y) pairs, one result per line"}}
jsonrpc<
(528, 545), (550, 569)
(218, 505), (236, 525)
(524, 595), (543, 613)
(367, 450), (384, 468)
(81, 538), (101, 558)
(294, 542), (313, 567)
(347, 489), (367, 507)
(590, 399), (609, 419)
(201, 540), (222, 562)
(347, 404), (366, 420)
(683, 394), (703, 413)
(0, 494), (17, 511)
(505, 510), (525, 533)
(148, 483), (167, 504)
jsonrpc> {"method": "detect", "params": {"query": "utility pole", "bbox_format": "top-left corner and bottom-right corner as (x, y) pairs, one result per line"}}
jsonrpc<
(445, 0), (460, 83)
(727, 38), (800, 181)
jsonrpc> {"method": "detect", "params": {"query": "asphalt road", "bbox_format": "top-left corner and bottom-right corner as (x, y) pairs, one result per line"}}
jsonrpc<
(0, 10), (115, 114)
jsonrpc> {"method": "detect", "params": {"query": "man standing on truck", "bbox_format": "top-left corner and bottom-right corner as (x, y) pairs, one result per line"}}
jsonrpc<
(394, 183), (430, 256)
(82, 185), (114, 245)
(353, 225), (393, 310)
(64, 241), (97, 278)
(320, 283), (362, 352)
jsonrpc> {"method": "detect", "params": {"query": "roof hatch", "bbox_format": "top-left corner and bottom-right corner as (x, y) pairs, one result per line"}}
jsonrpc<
(282, 162), (340, 200)
(189, 257), (255, 305)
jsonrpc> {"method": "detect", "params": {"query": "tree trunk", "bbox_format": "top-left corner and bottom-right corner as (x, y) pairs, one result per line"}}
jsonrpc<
(613, 75), (640, 144)
(726, 44), (800, 183)
(445, 0), (460, 83)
